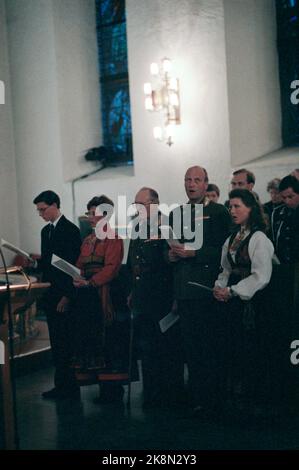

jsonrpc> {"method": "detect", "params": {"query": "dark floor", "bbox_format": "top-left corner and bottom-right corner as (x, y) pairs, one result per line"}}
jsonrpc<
(15, 366), (299, 450)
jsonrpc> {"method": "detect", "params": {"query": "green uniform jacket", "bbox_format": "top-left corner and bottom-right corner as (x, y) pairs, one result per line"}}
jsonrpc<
(170, 200), (231, 300)
(127, 221), (173, 319)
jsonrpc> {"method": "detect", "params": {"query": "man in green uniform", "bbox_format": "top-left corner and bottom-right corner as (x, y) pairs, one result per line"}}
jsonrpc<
(169, 166), (231, 417)
(127, 187), (184, 408)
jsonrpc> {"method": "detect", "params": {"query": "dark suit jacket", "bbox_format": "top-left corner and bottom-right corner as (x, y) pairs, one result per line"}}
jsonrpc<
(170, 200), (231, 299)
(38, 215), (81, 301)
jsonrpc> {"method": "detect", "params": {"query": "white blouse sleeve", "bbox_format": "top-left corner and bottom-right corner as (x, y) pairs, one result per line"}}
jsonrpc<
(231, 231), (274, 301)
(214, 236), (232, 288)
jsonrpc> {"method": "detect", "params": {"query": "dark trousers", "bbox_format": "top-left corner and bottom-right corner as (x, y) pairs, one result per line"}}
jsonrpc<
(227, 295), (290, 407)
(226, 298), (259, 402)
(73, 287), (104, 363)
(178, 298), (228, 409)
(73, 288), (134, 372)
(134, 314), (184, 405)
(214, 296), (279, 408)
(45, 295), (78, 393)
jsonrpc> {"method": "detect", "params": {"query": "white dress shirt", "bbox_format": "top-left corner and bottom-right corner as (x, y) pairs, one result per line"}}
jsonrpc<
(215, 230), (274, 301)
(50, 213), (63, 229)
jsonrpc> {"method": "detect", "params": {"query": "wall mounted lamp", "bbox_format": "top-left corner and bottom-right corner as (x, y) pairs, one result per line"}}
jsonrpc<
(143, 58), (181, 146)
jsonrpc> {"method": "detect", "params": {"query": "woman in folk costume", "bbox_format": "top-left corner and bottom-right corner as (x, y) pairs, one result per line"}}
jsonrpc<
(73, 195), (124, 403)
(213, 189), (274, 414)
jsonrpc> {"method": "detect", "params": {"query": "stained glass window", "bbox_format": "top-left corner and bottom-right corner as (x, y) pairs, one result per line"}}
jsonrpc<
(95, 0), (133, 163)
(276, 0), (299, 145)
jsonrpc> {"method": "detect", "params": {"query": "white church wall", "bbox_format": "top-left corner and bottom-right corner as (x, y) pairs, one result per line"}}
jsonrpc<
(5, 0), (101, 253)
(69, 0), (289, 217)
(0, 0), (20, 262)
(75, 0), (232, 216)
(5, 0), (70, 253)
(224, 0), (282, 167)
(52, 0), (102, 182)
(6, 0), (234, 251)
(4, 0), (296, 254)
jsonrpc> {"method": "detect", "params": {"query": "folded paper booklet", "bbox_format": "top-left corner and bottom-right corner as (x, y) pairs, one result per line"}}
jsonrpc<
(1, 238), (33, 261)
(51, 254), (84, 280)
(188, 281), (213, 292)
(159, 225), (182, 249)
(272, 254), (280, 265)
(159, 226), (194, 251)
(159, 311), (180, 333)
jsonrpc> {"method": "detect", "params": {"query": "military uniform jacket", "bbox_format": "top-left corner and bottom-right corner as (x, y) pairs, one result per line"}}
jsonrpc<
(170, 200), (230, 299)
(127, 220), (173, 319)
(271, 204), (299, 264)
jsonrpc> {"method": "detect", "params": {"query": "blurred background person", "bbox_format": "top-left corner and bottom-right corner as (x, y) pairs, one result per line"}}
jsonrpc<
(206, 183), (220, 203)
(225, 169), (258, 209)
(291, 169), (299, 180)
(263, 178), (283, 220)
(271, 175), (299, 264)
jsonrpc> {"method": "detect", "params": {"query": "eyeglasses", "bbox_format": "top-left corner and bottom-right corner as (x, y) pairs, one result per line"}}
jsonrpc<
(134, 200), (153, 207)
(37, 206), (50, 214)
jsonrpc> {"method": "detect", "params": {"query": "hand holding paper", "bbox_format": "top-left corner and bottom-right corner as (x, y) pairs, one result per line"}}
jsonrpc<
(188, 281), (213, 292)
(73, 278), (90, 288)
(159, 225), (182, 248)
(159, 226), (195, 253)
(171, 244), (196, 258)
(51, 254), (85, 280)
(159, 311), (180, 333)
(1, 238), (34, 263)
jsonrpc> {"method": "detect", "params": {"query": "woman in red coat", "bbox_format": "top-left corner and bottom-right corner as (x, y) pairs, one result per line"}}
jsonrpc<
(73, 195), (124, 402)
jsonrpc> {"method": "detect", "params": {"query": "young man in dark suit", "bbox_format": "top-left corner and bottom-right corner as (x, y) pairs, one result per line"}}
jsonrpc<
(33, 190), (82, 400)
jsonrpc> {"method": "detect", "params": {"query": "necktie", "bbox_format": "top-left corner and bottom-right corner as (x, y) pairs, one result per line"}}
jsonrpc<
(49, 224), (55, 241)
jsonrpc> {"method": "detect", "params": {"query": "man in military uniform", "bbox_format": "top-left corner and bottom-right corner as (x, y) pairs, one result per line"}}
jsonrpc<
(169, 166), (231, 417)
(127, 187), (184, 408)
(271, 175), (299, 264)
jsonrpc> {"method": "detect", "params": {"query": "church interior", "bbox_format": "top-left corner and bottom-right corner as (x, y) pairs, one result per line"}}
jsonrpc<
(1, 0), (299, 453)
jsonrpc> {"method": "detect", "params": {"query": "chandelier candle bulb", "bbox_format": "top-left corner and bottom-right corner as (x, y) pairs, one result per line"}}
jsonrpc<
(144, 58), (181, 144)
(150, 62), (159, 75)
(144, 82), (152, 95)
(153, 126), (163, 140)
(169, 92), (179, 107)
(145, 96), (154, 111)
(162, 57), (172, 74)
(168, 78), (178, 91)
